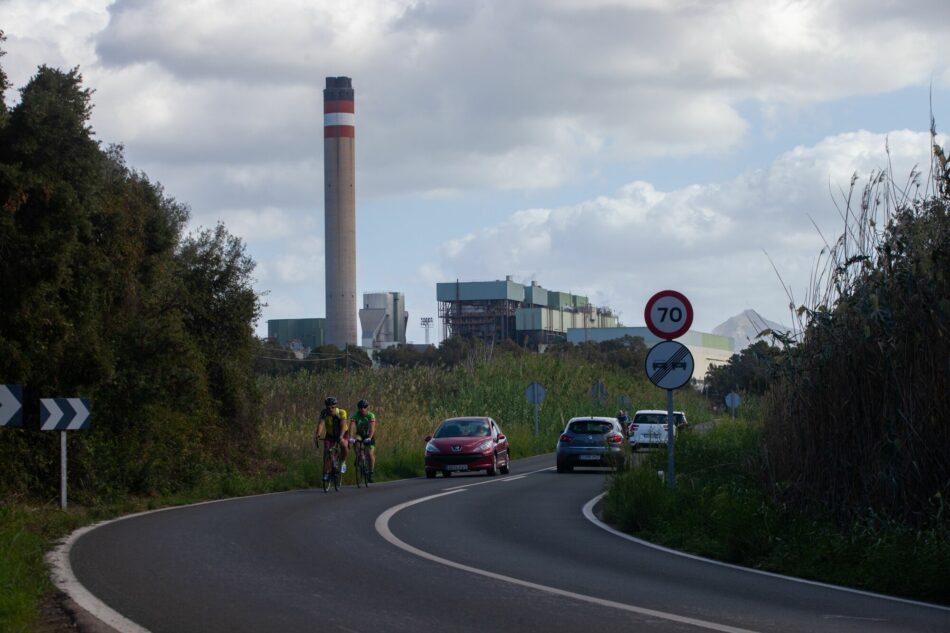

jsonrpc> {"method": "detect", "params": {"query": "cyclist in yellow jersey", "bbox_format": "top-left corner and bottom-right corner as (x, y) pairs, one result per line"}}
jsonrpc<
(348, 399), (377, 482)
(315, 396), (349, 481)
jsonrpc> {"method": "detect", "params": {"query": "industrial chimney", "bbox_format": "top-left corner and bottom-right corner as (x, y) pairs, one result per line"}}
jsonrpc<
(323, 77), (357, 348)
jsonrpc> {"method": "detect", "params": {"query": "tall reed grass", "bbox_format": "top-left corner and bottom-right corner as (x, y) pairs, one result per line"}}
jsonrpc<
(762, 137), (950, 525)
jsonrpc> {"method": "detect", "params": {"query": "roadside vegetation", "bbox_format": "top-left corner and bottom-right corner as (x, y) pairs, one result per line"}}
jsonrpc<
(607, 132), (950, 605)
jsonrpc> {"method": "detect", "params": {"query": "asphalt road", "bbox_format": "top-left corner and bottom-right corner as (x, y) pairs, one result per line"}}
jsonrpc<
(60, 454), (949, 633)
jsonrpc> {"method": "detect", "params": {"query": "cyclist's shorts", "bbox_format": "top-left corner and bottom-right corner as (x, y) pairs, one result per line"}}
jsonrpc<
(361, 438), (376, 448)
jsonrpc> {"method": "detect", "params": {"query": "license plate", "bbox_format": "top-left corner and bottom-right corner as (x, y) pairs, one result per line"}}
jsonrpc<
(579, 454), (601, 461)
(445, 464), (469, 472)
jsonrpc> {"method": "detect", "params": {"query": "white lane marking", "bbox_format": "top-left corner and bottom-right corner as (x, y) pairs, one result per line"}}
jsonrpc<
(442, 466), (553, 491)
(582, 493), (950, 613)
(376, 492), (762, 633)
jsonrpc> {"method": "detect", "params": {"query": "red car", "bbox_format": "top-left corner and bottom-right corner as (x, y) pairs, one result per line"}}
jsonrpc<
(424, 416), (511, 478)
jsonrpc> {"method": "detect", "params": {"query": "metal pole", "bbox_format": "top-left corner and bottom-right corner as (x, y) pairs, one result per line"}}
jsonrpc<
(533, 401), (539, 436)
(666, 389), (674, 489)
(61, 431), (67, 509)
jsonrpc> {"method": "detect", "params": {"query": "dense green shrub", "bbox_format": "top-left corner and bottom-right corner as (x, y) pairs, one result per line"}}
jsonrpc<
(763, 143), (950, 525)
(0, 53), (262, 501)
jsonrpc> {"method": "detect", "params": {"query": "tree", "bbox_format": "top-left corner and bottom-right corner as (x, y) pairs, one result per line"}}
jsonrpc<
(0, 61), (264, 498)
(705, 341), (783, 400)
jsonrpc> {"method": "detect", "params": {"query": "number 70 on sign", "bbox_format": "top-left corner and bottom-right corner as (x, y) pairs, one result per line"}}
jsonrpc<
(644, 290), (694, 340)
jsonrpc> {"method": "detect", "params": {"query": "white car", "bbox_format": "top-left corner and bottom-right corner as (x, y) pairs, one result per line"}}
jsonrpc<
(628, 409), (688, 451)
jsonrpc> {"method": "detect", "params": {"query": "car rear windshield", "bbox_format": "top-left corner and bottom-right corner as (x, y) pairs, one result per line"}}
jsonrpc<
(435, 421), (490, 438)
(634, 413), (685, 425)
(568, 421), (614, 434)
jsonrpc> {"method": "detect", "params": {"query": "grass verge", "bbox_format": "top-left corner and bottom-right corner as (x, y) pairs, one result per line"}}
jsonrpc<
(602, 420), (950, 605)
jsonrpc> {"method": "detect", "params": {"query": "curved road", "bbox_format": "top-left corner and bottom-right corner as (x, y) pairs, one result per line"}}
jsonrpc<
(56, 454), (948, 632)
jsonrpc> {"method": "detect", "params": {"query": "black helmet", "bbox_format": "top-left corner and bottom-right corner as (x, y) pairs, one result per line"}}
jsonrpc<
(357, 399), (369, 409)
(325, 396), (338, 407)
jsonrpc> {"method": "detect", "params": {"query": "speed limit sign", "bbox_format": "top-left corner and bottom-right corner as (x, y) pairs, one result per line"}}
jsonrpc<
(644, 290), (693, 340)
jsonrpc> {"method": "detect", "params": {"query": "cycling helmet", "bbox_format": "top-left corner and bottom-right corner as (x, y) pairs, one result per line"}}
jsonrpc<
(325, 396), (338, 407)
(357, 399), (369, 409)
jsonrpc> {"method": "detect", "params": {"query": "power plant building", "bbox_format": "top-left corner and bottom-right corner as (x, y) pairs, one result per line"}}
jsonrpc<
(437, 278), (618, 346)
(323, 76), (358, 348)
(267, 318), (326, 351)
(360, 292), (408, 349)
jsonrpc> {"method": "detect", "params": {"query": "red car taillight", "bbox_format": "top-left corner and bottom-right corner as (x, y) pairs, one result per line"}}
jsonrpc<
(607, 434), (623, 444)
(630, 424), (639, 432)
(559, 434), (573, 442)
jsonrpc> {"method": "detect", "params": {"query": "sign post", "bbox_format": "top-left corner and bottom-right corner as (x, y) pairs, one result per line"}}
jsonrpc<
(644, 290), (694, 489)
(41, 398), (91, 509)
(525, 382), (546, 436)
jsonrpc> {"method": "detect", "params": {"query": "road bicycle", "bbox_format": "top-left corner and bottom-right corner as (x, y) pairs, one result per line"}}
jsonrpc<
(352, 439), (371, 488)
(322, 440), (342, 492)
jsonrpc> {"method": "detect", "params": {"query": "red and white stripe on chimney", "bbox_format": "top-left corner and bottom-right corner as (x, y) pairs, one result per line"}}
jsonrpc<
(324, 99), (354, 138)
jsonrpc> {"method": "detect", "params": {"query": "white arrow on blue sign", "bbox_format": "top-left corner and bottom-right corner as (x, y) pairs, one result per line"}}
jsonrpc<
(0, 385), (24, 427)
(40, 398), (91, 431)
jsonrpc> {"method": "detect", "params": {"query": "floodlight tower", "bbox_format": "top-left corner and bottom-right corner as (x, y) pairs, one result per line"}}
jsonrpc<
(421, 317), (434, 346)
(324, 76), (357, 348)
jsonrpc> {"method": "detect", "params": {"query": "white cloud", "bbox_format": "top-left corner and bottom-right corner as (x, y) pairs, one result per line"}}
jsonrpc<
(427, 129), (943, 331)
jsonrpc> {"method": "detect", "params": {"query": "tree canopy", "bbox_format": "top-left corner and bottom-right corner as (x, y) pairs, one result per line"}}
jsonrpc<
(0, 56), (262, 499)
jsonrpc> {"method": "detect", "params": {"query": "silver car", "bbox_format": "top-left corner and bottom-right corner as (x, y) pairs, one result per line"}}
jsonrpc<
(628, 409), (687, 451)
(556, 416), (626, 473)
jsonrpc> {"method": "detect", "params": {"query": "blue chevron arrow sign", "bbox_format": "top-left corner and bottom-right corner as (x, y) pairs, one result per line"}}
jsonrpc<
(0, 385), (23, 427)
(40, 398), (91, 431)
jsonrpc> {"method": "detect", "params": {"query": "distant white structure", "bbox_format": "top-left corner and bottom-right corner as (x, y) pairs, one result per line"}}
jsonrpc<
(565, 326), (734, 378)
(359, 292), (408, 349)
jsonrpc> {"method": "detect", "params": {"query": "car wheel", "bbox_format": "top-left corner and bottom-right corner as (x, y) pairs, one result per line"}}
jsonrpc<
(556, 462), (572, 473)
(486, 454), (497, 476)
(425, 469), (436, 479)
(442, 470), (452, 477)
(499, 456), (510, 475)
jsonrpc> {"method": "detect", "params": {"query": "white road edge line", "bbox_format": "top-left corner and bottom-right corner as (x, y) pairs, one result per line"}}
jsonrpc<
(376, 491), (762, 633)
(46, 490), (299, 633)
(582, 492), (950, 613)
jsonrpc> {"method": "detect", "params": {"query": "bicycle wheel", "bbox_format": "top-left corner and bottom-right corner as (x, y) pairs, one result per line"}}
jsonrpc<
(332, 453), (341, 492)
(322, 468), (330, 493)
(361, 453), (371, 487)
(355, 451), (366, 488)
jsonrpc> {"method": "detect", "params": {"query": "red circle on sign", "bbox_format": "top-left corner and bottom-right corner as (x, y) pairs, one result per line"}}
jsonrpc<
(644, 290), (694, 339)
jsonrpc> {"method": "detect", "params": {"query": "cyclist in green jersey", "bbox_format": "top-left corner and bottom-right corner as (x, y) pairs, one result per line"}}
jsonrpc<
(315, 396), (349, 481)
(348, 399), (377, 482)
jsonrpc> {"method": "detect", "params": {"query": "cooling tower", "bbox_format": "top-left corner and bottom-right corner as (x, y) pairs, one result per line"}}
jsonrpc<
(323, 76), (357, 348)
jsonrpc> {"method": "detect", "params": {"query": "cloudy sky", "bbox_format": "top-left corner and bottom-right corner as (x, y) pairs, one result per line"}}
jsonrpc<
(3, 0), (949, 344)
